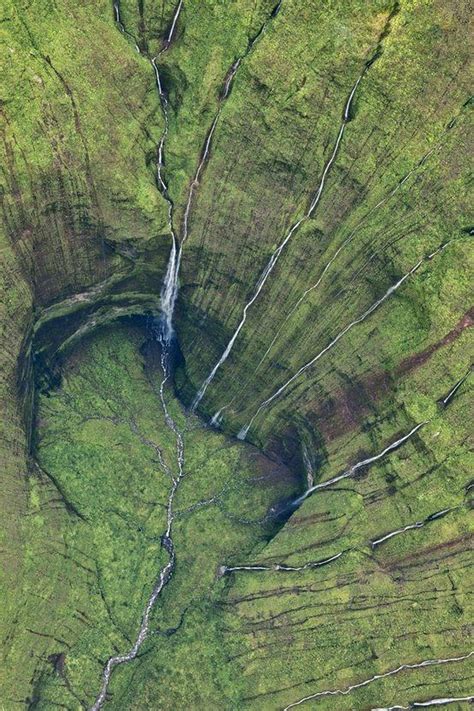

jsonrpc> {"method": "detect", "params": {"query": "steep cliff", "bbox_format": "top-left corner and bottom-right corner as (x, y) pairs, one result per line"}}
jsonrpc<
(0, 0), (472, 708)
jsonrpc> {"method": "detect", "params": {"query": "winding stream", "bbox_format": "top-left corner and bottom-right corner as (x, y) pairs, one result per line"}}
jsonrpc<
(238, 243), (451, 439)
(90, 327), (184, 710)
(283, 651), (474, 710)
(222, 550), (345, 575)
(370, 506), (455, 548)
(90, 2), (184, 708)
(90, 2), (283, 706)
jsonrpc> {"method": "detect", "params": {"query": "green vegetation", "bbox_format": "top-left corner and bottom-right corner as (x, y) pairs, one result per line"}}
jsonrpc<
(16, 323), (296, 707)
(1, 0), (472, 708)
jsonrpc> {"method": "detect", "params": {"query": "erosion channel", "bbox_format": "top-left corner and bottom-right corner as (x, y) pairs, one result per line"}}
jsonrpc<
(1, 0), (472, 709)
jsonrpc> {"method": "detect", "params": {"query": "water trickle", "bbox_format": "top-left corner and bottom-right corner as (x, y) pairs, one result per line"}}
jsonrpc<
(283, 652), (474, 710)
(370, 506), (455, 548)
(240, 244), (452, 437)
(192, 69), (367, 410)
(292, 421), (427, 508)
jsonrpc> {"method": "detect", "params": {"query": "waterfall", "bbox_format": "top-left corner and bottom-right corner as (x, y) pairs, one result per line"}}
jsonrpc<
(238, 243), (451, 439)
(192, 68), (366, 410)
(89, 4), (184, 710)
(158, 1), (282, 348)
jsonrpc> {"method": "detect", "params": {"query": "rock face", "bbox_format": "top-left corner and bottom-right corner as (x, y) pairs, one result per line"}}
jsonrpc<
(0, 0), (472, 708)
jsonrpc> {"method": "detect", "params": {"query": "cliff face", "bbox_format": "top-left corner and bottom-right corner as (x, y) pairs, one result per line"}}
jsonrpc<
(1, 0), (472, 708)
(0, 0), (170, 702)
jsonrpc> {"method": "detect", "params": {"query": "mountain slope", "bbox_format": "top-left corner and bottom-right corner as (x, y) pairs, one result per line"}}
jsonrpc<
(0, 0), (472, 708)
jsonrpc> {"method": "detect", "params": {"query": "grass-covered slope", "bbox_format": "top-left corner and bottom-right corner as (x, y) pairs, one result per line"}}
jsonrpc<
(0, 0), (472, 707)
(0, 2), (174, 701)
(177, 0), (472, 442)
(220, 374), (473, 709)
(9, 324), (297, 707)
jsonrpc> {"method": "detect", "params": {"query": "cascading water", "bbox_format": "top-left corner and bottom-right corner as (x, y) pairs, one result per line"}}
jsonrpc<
(207, 94), (465, 427)
(191, 66), (368, 411)
(90, 2), (285, 705)
(62, 3), (467, 707)
(158, 0), (283, 346)
(283, 652), (474, 710)
(237, 242), (452, 439)
(293, 421), (427, 506)
(370, 506), (455, 548)
(89, 3), (184, 709)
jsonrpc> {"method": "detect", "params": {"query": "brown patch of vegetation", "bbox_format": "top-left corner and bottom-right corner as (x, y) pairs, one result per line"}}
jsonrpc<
(312, 309), (473, 441)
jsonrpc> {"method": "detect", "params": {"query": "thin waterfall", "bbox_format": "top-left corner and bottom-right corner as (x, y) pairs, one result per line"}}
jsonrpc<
(192, 67), (367, 410)
(208, 89), (466, 427)
(159, 0), (283, 346)
(293, 421), (427, 506)
(89, 3), (184, 709)
(238, 243), (451, 439)
(370, 506), (455, 548)
(209, 145), (439, 425)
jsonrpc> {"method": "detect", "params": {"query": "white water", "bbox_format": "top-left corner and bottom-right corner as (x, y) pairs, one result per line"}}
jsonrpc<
(223, 550), (344, 574)
(113, 1), (140, 51)
(90, 3), (288, 705)
(166, 0), (183, 46)
(152, 48), (179, 344)
(238, 243), (451, 439)
(90, 332), (185, 710)
(89, 4), (184, 709)
(250, 147), (437, 376)
(373, 697), (474, 710)
(217, 107), (467, 423)
(192, 70), (366, 410)
(181, 114), (221, 249)
(149, 0), (184, 342)
(292, 421), (427, 506)
(371, 506), (454, 547)
(222, 58), (241, 99)
(443, 368), (471, 405)
(283, 651), (474, 710)
(159, 232), (179, 342)
(159, 1), (280, 345)
(204, 102), (462, 429)
(302, 443), (314, 489)
(209, 147), (439, 426)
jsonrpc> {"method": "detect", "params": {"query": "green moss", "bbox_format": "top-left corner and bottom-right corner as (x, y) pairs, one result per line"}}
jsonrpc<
(1, 0), (473, 707)
(16, 323), (296, 707)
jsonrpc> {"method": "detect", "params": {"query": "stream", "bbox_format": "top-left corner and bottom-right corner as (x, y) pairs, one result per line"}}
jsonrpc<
(90, 2), (183, 708)
(283, 651), (474, 710)
(373, 696), (474, 710)
(370, 506), (455, 548)
(160, 0), (284, 344)
(238, 242), (451, 439)
(90, 1), (282, 706)
(192, 67), (368, 410)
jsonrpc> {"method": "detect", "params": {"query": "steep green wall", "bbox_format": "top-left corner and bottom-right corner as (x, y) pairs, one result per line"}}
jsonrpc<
(0, 0), (472, 707)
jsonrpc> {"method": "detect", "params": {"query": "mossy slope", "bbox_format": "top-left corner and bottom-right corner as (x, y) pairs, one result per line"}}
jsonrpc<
(0, 0), (472, 708)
